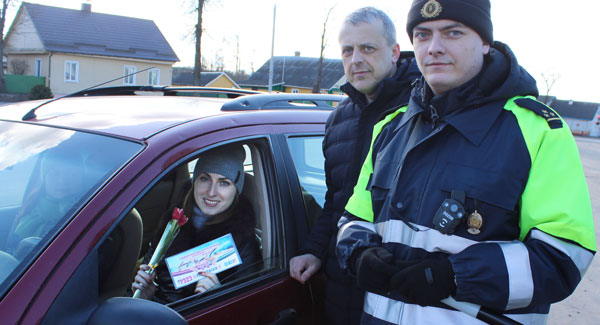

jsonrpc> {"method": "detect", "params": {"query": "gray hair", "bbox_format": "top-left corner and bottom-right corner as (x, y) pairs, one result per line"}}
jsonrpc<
(343, 7), (397, 46)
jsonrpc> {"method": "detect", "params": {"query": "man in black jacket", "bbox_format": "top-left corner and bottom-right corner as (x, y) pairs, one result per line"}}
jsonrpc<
(289, 7), (420, 324)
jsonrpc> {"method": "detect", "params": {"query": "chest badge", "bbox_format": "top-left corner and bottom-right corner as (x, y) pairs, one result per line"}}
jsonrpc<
(467, 210), (483, 235)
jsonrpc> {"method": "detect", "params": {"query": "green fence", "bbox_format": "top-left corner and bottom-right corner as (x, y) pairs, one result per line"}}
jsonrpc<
(5, 74), (46, 94)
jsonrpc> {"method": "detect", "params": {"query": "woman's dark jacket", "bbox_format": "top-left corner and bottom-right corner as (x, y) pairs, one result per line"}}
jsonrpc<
(147, 195), (261, 304)
(296, 52), (421, 324)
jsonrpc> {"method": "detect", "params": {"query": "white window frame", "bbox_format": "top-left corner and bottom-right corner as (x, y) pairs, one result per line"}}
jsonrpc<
(35, 59), (42, 77)
(291, 88), (300, 94)
(123, 65), (137, 85)
(64, 61), (79, 82)
(147, 68), (160, 86)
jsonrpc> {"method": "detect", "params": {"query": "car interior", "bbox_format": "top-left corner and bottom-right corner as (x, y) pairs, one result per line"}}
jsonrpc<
(129, 141), (274, 299)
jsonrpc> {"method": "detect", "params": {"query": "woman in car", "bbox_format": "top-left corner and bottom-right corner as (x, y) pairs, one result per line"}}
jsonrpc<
(8, 149), (87, 258)
(132, 144), (262, 303)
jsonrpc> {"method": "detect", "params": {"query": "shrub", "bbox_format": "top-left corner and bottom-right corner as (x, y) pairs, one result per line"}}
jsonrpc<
(29, 84), (53, 100)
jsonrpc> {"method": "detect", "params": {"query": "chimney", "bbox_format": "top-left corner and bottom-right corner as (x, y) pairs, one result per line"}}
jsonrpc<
(294, 51), (301, 57)
(81, 3), (91, 12)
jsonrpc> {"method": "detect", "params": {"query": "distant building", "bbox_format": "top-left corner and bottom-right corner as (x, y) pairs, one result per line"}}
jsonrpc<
(172, 68), (240, 88)
(4, 2), (178, 96)
(543, 97), (600, 137)
(238, 56), (345, 94)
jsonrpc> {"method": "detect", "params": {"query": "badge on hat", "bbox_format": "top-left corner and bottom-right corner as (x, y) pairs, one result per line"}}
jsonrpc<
(466, 210), (483, 235)
(421, 0), (442, 18)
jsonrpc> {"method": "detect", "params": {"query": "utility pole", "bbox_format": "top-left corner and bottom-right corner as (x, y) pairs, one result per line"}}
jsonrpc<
(268, 3), (276, 93)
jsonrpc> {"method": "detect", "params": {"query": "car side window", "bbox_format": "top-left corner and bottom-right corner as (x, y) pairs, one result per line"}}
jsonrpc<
(286, 136), (326, 228)
(134, 142), (270, 305)
(42, 139), (288, 322)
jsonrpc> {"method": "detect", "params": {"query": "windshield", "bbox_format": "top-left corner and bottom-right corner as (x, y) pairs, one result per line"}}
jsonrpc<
(0, 121), (143, 292)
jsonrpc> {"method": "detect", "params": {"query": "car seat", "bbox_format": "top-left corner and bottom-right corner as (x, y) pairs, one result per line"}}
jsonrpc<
(98, 208), (142, 301)
(136, 165), (190, 258)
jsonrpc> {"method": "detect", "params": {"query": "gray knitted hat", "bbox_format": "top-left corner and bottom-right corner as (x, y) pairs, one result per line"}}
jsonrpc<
(193, 144), (246, 193)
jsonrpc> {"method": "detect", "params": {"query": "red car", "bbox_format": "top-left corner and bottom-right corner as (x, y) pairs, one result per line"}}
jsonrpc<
(0, 87), (342, 324)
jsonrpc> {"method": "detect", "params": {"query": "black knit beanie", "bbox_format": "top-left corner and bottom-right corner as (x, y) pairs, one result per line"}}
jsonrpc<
(406, 0), (493, 44)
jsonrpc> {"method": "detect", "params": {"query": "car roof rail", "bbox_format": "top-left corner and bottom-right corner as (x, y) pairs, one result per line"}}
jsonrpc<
(162, 87), (262, 98)
(221, 93), (344, 111)
(63, 86), (262, 98)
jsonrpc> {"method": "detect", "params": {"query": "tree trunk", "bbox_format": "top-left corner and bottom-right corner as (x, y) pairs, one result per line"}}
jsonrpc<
(0, 0), (9, 93)
(193, 0), (205, 86)
(312, 55), (323, 94)
(312, 6), (334, 94)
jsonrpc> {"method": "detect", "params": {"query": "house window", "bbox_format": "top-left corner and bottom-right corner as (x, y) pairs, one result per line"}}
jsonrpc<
(147, 68), (160, 86)
(123, 65), (137, 85)
(35, 59), (42, 77)
(291, 89), (299, 94)
(64, 61), (79, 82)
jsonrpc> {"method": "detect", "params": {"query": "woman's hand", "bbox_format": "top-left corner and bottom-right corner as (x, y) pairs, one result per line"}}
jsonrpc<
(194, 271), (220, 294)
(132, 264), (157, 300)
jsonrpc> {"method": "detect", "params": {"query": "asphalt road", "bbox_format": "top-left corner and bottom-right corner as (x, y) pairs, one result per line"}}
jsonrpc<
(547, 136), (600, 324)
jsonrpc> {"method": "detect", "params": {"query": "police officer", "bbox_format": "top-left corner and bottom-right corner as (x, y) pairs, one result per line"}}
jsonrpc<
(288, 7), (420, 325)
(336, 0), (596, 324)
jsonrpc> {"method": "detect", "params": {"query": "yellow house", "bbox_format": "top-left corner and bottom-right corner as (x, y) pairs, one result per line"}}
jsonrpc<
(238, 55), (345, 94)
(171, 68), (240, 89)
(4, 3), (178, 96)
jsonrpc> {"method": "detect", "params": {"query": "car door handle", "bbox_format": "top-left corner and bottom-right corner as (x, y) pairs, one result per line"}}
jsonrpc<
(269, 308), (296, 325)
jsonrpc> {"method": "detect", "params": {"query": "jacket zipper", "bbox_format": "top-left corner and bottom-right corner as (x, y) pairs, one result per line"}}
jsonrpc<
(429, 105), (439, 129)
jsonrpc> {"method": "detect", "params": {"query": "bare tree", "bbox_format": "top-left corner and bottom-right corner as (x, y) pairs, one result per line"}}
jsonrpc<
(193, 0), (207, 85)
(214, 52), (224, 72)
(0, 0), (17, 92)
(225, 69), (249, 82)
(541, 72), (560, 104)
(10, 58), (27, 74)
(312, 5), (335, 94)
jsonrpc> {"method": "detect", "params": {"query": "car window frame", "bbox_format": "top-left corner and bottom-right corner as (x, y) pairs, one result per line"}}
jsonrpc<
(14, 118), (327, 324)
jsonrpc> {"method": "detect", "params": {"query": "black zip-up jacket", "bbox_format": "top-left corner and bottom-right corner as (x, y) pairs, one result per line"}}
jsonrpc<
(148, 196), (261, 304)
(296, 52), (420, 324)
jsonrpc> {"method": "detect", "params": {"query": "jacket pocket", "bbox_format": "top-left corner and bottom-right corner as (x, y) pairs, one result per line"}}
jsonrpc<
(441, 162), (526, 239)
(441, 162), (523, 211)
(368, 159), (397, 217)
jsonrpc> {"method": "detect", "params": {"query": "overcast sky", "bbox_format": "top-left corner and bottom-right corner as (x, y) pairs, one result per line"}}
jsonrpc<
(6, 0), (600, 102)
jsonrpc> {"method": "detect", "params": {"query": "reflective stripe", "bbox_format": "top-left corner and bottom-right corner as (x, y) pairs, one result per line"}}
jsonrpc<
(499, 241), (533, 309)
(376, 220), (479, 254)
(531, 229), (594, 278)
(364, 292), (486, 324)
(337, 216), (350, 229)
(339, 218), (377, 234)
(364, 292), (548, 324)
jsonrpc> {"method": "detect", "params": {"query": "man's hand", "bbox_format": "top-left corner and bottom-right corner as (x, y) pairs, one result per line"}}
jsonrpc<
(289, 253), (322, 284)
(354, 247), (405, 295)
(390, 258), (456, 306)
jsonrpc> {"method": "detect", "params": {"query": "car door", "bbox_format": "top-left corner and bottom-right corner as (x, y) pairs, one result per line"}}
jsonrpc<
(26, 120), (327, 324)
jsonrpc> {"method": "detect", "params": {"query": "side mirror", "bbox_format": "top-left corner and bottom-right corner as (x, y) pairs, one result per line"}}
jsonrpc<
(87, 297), (187, 325)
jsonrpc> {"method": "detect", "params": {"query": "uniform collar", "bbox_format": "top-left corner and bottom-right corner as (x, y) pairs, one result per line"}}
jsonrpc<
(405, 82), (505, 146)
(408, 68), (507, 147)
(444, 101), (504, 146)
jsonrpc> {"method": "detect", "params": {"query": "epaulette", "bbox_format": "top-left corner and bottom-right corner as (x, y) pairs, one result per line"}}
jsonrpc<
(514, 98), (563, 129)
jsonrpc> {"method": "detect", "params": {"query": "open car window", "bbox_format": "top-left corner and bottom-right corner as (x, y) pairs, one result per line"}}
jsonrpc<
(42, 139), (284, 322)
